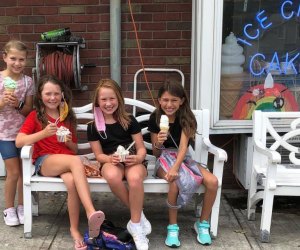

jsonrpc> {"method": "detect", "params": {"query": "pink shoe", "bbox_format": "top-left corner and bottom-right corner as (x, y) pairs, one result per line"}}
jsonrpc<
(88, 211), (105, 238)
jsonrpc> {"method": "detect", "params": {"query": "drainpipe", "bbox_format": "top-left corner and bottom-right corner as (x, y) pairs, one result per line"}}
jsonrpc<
(110, 0), (121, 85)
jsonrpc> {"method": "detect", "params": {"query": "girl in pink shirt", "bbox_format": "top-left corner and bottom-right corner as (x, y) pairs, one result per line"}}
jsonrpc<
(0, 40), (34, 227)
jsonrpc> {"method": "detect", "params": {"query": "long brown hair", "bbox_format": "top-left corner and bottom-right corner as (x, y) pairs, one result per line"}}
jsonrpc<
(92, 79), (131, 129)
(34, 74), (77, 130)
(155, 78), (197, 139)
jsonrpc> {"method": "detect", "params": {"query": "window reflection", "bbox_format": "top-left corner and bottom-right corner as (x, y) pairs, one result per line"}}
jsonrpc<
(220, 0), (300, 120)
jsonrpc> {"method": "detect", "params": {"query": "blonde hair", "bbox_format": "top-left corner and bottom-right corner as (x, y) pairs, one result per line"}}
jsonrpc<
(2, 40), (28, 56)
(92, 79), (131, 130)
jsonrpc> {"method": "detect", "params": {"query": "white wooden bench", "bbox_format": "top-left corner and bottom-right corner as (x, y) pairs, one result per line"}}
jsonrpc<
(247, 110), (300, 242)
(21, 98), (227, 239)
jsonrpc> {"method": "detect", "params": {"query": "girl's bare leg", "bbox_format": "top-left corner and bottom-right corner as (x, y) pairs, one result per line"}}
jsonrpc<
(125, 164), (147, 222)
(101, 163), (130, 207)
(199, 167), (218, 221)
(157, 167), (179, 225)
(60, 172), (81, 238)
(17, 159), (23, 205)
(4, 157), (21, 208)
(168, 181), (179, 224)
(40, 155), (96, 217)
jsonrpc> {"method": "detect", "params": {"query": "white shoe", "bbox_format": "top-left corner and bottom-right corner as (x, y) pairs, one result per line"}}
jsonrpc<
(141, 211), (152, 235)
(127, 220), (149, 250)
(17, 205), (24, 224)
(3, 207), (20, 226)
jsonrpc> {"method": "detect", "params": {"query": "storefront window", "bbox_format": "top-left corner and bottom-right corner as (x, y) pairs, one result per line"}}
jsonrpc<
(220, 0), (300, 120)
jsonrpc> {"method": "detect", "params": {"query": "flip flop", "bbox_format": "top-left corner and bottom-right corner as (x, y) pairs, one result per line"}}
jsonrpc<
(74, 239), (87, 250)
(88, 210), (105, 239)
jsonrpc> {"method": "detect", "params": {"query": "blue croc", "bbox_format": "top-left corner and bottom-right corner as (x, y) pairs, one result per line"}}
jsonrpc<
(194, 220), (212, 245)
(165, 224), (180, 248)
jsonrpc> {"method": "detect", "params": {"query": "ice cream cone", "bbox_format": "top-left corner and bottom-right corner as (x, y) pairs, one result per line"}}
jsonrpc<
(4, 77), (17, 94)
(4, 87), (15, 94)
(159, 115), (169, 133)
(159, 125), (169, 133)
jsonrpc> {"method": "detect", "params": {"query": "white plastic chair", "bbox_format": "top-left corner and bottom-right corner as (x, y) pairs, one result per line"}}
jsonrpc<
(247, 110), (300, 242)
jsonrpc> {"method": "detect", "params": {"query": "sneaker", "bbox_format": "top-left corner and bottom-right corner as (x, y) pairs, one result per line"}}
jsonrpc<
(17, 205), (24, 224)
(194, 220), (212, 245)
(3, 207), (20, 226)
(141, 211), (152, 235)
(165, 224), (180, 248)
(127, 220), (149, 250)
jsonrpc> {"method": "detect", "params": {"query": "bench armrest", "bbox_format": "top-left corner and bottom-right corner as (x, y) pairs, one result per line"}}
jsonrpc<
(21, 145), (34, 186)
(203, 137), (227, 162)
(202, 137), (227, 187)
(253, 140), (281, 164)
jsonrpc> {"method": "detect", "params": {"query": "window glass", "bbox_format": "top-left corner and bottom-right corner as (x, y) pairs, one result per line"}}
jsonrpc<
(220, 0), (300, 120)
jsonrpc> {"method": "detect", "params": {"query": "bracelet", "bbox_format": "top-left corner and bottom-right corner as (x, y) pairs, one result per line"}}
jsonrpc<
(154, 142), (164, 150)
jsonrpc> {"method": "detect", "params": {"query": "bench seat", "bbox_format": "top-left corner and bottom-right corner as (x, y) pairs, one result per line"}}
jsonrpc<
(22, 98), (227, 239)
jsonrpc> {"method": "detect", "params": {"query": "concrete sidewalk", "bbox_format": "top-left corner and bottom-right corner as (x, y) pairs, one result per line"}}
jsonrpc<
(0, 178), (299, 249)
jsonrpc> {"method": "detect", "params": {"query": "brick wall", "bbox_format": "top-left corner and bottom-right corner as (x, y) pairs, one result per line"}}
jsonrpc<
(0, 1), (242, 189)
(0, 0), (192, 106)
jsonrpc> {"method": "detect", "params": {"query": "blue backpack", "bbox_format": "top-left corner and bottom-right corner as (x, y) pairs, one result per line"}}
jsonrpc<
(84, 219), (136, 250)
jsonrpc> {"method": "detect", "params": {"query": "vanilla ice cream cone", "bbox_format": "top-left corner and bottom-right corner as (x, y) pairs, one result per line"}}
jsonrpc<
(159, 115), (169, 133)
(159, 125), (169, 133)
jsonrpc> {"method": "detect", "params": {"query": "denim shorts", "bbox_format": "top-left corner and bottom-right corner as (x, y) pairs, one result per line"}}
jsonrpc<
(0, 140), (21, 160)
(34, 155), (49, 175)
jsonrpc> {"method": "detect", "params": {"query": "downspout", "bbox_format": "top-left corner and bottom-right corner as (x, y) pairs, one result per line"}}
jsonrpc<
(190, 0), (198, 109)
(110, 0), (121, 85)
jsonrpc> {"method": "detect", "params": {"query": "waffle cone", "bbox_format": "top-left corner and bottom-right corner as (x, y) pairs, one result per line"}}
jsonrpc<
(5, 87), (15, 93)
(160, 126), (169, 133)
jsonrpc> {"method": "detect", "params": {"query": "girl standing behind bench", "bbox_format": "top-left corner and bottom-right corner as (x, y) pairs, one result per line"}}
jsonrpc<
(16, 75), (104, 250)
(87, 79), (151, 250)
(148, 79), (218, 247)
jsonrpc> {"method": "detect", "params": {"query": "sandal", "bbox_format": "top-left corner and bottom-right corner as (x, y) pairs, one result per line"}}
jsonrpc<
(88, 210), (105, 238)
(74, 239), (87, 250)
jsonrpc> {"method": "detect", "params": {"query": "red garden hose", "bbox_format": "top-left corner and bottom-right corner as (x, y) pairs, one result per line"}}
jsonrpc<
(40, 51), (74, 87)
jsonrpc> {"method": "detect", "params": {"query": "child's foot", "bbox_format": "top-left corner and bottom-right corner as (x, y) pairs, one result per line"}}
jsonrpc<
(3, 207), (20, 226)
(88, 210), (105, 238)
(70, 229), (87, 250)
(141, 211), (152, 235)
(194, 220), (212, 245)
(17, 205), (24, 224)
(74, 239), (87, 250)
(165, 224), (180, 248)
(127, 220), (149, 250)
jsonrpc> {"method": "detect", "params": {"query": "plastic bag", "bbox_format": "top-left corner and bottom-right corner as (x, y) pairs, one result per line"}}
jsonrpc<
(80, 156), (102, 178)
(156, 150), (203, 207)
(84, 219), (136, 250)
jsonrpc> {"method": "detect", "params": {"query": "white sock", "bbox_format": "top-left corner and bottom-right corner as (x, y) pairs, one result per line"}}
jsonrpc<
(141, 211), (145, 220)
(130, 220), (141, 228)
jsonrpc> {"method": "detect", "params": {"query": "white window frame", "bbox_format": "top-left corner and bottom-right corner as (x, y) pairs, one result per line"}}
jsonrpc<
(191, 0), (295, 134)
